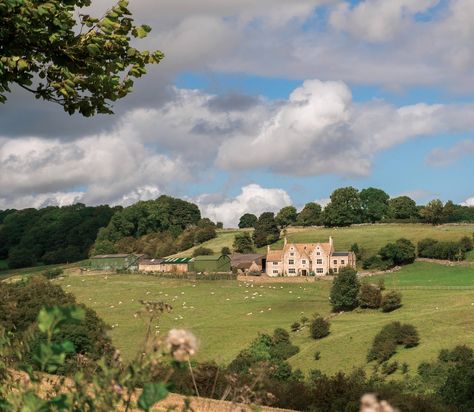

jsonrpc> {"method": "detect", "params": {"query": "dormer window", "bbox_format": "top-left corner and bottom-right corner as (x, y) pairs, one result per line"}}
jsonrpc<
(317, 252), (321, 256)
(290, 252), (294, 256)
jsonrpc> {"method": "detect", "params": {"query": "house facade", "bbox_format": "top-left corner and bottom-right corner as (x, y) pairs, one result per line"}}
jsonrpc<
(266, 237), (356, 277)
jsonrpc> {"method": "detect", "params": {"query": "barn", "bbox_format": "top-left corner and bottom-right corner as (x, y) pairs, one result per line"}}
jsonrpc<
(89, 254), (141, 272)
(139, 257), (192, 273)
(190, 255), (231, 273)
(230, 253), (266, 274)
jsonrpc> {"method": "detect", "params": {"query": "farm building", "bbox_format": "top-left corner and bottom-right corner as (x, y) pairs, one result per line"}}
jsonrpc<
(190, 255), (231, 273)
(89, 254), (141, 272)
(139, 257), (192, 273)
(230, 253), (266, 274)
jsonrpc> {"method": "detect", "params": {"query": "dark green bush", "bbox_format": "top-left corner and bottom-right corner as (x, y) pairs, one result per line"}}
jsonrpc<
(381, 361), (398, 375)
(329, 267), (360, 311)
(381, 291), (402, 312)
(358, 283), (382, 309)
(192, 247), (214, 257)
(309, 315), (330, 339)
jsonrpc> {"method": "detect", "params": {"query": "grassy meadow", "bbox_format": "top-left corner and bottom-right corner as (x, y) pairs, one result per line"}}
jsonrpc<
(52, 261), (474, 377)
(171, 224), (474, 260)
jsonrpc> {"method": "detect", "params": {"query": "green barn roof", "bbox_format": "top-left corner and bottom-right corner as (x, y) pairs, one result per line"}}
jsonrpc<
(161, 257), (193, 264)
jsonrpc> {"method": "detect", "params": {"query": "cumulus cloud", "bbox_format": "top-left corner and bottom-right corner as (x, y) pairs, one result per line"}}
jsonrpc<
(329, 0), (439, 42)
(462, 197), (474, 207)
(197, 184), (292, 227)
(216, 80), (474, 176)
(426, 139), (474, 167)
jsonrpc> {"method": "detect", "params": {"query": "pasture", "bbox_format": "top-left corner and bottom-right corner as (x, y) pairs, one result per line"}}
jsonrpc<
(171, 224), (474, 260)
(54, 262), (474, 376)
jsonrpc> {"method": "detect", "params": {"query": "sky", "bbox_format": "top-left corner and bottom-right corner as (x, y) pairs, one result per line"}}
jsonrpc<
(1, 0), (474, 226)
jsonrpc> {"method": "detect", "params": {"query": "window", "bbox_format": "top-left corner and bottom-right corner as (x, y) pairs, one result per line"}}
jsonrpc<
(341, 260), (345, 265)
(316, 268), (324, 274)
(333, 268), (338, 273)
(302, 260), (306, 264)
(317, 259), (323, 264)
(290, 252), (294, 256)
(333, 260), (337, 265)
(289, 268), (296, 274)
(288, 259), (294, 265)
(273, 270), (279, 274)
(273, 261), (278, 265)
(317, 252), (321, 256)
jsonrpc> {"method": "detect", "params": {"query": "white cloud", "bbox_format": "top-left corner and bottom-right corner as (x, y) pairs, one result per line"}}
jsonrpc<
(462, 197), (474, 207)
(197, 184), (292, 227)
(426, 139), (474, 167)
(329, 0), (439, 42)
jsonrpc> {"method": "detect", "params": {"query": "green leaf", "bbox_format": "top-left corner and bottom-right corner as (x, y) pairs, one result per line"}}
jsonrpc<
(86, 44), (100, 56)
(137, 383), (168, 412)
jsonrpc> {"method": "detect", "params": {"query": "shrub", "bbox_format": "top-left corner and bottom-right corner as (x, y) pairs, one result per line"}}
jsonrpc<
(232, 232), (255, 253)
(439, 359), (474, 411)
(309, 315), (330, 339)
(401, 362), (409, 374)
(192, 247), (214, 257)
(381, 291), (402, 312)
(291, 322), (301, 332)
(314, 351), (321, 361)
(300, 316), (309, 325)
(358, 283), (382, 309)
(417, 238), (466, 261)
(381, 361), (398, 375)
(221, 246), (231, 255)
(329, 267), (360, 311)
(361, 255), (392, 271)
(368, 322), (419, 363)
(42, 267), (64, 280)
(379, 238), (416, 266)
(459, 236), (473, 252)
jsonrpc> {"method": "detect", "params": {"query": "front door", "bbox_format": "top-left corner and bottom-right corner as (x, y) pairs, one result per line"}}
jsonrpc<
(301, 270), (307, 276)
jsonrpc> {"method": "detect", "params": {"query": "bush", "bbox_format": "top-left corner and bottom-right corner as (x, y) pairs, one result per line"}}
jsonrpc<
(291, 322), (301, 332)
(358, 283), (382, 309)
(362, 255), (391, 270)
(381, 361), (398, 375)
(192, 247), (214, 257)
(379, 238), (416, 266)
(460, 236), (474, 252)
(439, 360), (474, 411)
(314, 351), (321, 361)
(417, 238), (466, 261)
(329, 267), (360, 311)
(42, 268), (64, 279)
(221, 247), (231, 255)
(309, 315), (330, 339)
(368, 322), (419, 363)
(381, 291), (402, 312)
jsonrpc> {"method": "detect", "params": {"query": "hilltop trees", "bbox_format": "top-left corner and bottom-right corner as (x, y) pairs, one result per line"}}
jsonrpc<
(238, 213), (257, 229)
(253, 212), (280, 247)
(379, 238), (416, 266)
(276, 206), (297, 228)
(233, 232), (255, 253)
(0, 0), (163, 115)
(323, 187), (363, 227)
(360, 188), (390, 223)
(388, 196), (418, 219)
(296, 202), (322, 226)
(420, 199), (445, 225)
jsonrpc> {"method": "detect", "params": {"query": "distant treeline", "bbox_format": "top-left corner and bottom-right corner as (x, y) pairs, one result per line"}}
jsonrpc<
(240, 187), (474, 230)
(0, 204), (117, 269)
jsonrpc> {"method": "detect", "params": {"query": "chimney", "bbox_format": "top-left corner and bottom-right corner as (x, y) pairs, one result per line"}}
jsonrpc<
(329, 236), (333, 248)
(267, 245), (270, 253)
(284, 236), (288, 247)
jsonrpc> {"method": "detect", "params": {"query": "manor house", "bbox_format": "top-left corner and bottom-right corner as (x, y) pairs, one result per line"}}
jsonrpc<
(266, 237), (356, 277)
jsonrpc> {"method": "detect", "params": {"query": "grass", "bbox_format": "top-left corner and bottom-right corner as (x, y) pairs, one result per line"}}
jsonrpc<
(53, 261), (474, 377)
(0, 260), (87, 281)
(171, 224), (474, 259)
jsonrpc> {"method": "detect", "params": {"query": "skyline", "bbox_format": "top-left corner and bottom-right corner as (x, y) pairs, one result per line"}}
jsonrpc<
(1, 0), (474, 226)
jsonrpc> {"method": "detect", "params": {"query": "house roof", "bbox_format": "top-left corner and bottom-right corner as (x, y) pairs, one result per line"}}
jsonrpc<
(91, 254), (131, 259)
(266, 250), (283, 261)
(284, 242), (332, 256)
(332, 252), (351, 257)
(230, 253), (265, 265)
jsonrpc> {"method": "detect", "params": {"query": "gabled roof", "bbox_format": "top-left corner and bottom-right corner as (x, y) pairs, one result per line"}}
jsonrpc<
(266, 250), (283, 261)
(332, 252), (351, 257)
(230, 253), (265, 264)
(161, 257), (193, 264)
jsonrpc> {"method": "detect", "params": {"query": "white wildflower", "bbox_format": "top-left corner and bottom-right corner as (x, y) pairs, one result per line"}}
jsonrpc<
(165, 329), (198, 362)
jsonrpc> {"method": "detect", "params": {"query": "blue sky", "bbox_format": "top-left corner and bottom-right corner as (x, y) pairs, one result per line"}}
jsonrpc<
(1, 0), (474, 225)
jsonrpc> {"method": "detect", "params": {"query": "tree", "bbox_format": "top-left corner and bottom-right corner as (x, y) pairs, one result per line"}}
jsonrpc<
(443, 200), (456, 222)
(440, 360), (474, 411)
(388, 196), (418, 219)
(322, 187), (363, 227)
(358, 283), (382, 309)
(360, 188), (390, 223)
(192, 247), (213, 257)
(233, 232), (255, 253)
(0, 0), (163, 116)
(221, 246), (231, 255)
(238, 213), (257, 229)
(276, 206), (297, 228)
(253, 212), (280, 248)
(309, 315), (330, 339)
(381, 291), (402, 312)
(420, 199), (445, 225)
(379, 238), (416, 266)
(329, 267), (360, 311)
(296, 203), (322, 226)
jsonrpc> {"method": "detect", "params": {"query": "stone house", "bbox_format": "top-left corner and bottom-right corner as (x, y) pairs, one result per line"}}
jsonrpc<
(266, 237), (356, 277)
(139, 257), (192, 273)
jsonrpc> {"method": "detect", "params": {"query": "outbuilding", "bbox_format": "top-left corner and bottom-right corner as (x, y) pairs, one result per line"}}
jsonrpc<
(230, 253), (266, 274)
(89, 254), (141, 272)
(139, 257), (192, 273)
(190, 255), (231, 273)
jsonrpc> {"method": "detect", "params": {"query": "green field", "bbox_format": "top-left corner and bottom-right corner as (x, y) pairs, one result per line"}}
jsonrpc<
(171, 224), (474, 259)
(53, 262), (474, 377)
